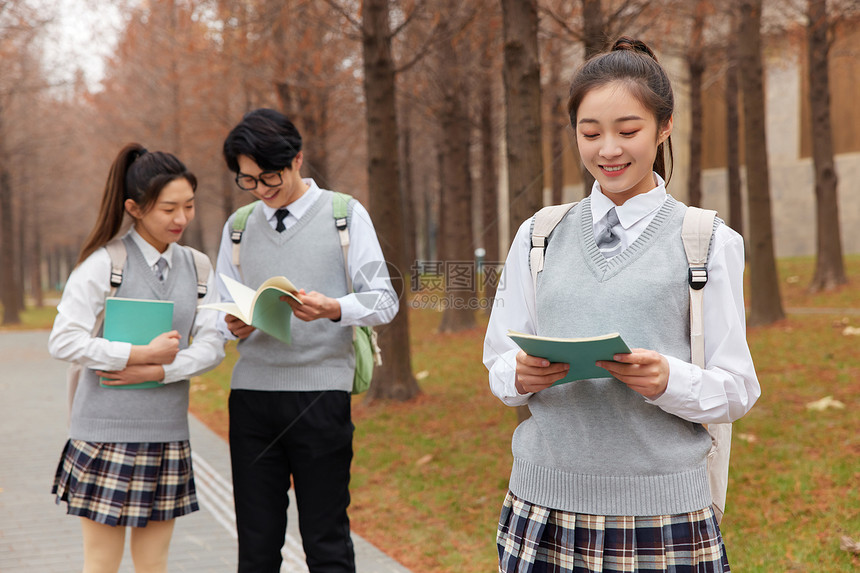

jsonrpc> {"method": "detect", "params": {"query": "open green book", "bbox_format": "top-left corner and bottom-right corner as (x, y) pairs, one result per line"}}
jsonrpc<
(507, 330), (632, 385)
(201, 274), (302, 344)
(101, 297), (174, 389)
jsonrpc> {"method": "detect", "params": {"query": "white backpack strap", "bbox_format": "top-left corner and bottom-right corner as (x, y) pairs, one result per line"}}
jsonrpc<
(681, 206), (716, 367)
(682, 206), (730, 525)
(187, 247), (212, 301)
(529, 202), (578, 292)
(70, 238), (126, 422)
(104, 238), (127, 296)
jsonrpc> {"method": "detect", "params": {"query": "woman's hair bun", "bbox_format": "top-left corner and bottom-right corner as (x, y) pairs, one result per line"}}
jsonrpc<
(612, 36), (658, 61)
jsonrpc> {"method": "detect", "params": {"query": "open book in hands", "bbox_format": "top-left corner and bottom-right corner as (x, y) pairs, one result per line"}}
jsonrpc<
(507, 330), (632, 385)
(201, 274), (303, 344)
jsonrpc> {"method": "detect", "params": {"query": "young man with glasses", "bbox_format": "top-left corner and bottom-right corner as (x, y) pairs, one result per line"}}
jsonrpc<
(214, 108), (398, 573)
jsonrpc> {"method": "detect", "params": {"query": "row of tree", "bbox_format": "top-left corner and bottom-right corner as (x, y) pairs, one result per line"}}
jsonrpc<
(0, 0), (854, 401)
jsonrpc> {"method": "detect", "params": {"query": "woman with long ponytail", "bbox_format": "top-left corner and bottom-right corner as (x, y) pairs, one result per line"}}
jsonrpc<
(49, 143), (224, 572)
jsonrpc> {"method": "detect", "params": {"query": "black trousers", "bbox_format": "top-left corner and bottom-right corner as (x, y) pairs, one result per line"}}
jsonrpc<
(229, 389), (355, 573)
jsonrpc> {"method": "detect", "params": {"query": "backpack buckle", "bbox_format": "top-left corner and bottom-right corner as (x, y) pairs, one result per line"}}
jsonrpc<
(688, 266), (708, 290)
(109, 270), (123, 288)
(530, 236), (546, 251)
(335, 217), (348, 231)
(230, 230), (243, 244)
(197, 284), (208, 299)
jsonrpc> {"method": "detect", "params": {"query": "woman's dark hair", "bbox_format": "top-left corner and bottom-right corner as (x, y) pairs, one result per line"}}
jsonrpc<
(567, 36), (674, 182)
(76, 143), (197, 266)
(222, 108), (303, 173)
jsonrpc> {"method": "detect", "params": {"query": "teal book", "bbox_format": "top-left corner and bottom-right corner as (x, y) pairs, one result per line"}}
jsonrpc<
(199, 274), (302, 345)
(507, 330), (632, 385)
(100, 297), (174, 389)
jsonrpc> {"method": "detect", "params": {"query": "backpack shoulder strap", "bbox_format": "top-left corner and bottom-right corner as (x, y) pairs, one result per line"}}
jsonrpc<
(186, 247), (212, 301)
(332, 192), (353, 292)
(230, 201), (260, 267)
(529, 202), (578, 292)
(331, 192), (383, 366)
(682, 206), (731, 525)
(104, 238), (127, 295)
(681, 206), (717, 367)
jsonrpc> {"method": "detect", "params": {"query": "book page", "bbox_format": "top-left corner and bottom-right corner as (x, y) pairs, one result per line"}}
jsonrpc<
(220, 274), (258, 318)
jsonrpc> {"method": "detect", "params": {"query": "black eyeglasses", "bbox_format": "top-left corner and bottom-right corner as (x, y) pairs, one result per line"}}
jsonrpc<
(235, 169), (285, 191)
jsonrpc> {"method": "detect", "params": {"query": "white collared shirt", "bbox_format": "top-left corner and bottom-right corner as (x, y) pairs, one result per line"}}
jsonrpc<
(215, 179), (398, 339)
(483, 177), (760, 424)
(48, 228), (224, 383)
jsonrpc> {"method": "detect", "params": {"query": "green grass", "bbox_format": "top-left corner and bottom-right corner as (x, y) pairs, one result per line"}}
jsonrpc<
(6, 257), (860, 571)
(0, 303), (58, 330)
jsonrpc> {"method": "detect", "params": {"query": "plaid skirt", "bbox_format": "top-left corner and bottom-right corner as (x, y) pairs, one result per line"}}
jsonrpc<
(497, 491), (730, 573)
(52, 439), (199, 528)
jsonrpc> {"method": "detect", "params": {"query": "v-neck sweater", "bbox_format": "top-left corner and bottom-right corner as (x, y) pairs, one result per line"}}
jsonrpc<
(510, 196), (713, 516)
(68, 236), (198, 442)
(229, 190), (354, 392)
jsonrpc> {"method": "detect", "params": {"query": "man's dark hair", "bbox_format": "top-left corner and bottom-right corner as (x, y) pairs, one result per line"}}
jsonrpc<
(223, 108), (303, 172)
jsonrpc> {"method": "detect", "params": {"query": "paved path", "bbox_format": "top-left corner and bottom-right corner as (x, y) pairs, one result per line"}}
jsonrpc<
(0, 330), (410, 572)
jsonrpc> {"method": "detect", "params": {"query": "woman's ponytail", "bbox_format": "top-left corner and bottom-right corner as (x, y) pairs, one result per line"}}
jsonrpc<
(75, 143), (146, 266)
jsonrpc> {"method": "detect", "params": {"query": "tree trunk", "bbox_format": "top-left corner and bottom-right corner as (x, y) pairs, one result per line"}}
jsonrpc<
(548, 40), (565, 206)
(271, 1), (331, 190)
(0, 100), (20, 324)
(806, 0), (846, 292)
(578, 0), (605, 196)
(0, 164), (20, 325)
(361, 0), (419, 401)
(687, 1), (706, 207)
(738, 0), (784, 326)
(500, 0), (545, 236)
(479, 76), (500, 304)
(17, 191), (27, 311)
(581, 0), (606, 59)
(725, 9), (744, 237)
(400, 105), (418, 270)
(437, 40), (477, 334)
(31, 212), (44, 308)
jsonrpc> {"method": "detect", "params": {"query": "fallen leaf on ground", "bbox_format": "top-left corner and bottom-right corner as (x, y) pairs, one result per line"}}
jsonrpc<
(737, 433), (758, 443)
(805, 396), (846, 411)
(416, 454), (433, 466)
(843, 326), (860, 336)
(415, 370), (430, 380)
(840, 536), (860, 554)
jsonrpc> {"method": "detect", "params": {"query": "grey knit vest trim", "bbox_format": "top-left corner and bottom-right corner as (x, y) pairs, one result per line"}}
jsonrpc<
(510, 196), (713, 516)
(230, 190), (354, 392)
(69, 237), (198, 443)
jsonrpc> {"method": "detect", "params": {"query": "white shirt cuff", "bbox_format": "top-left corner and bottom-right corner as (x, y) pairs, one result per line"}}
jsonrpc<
(646, 354), (695, 410)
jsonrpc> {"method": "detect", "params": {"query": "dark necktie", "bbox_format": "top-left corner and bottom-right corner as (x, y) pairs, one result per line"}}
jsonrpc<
(595, 207), (623, 258)
(275, 208), (289, 232)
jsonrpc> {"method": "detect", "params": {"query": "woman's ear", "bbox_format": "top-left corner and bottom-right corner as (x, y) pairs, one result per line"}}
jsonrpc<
(125, 198), (142, 219)
(658, 116), (674, 145)
(293, 151), (303, 171)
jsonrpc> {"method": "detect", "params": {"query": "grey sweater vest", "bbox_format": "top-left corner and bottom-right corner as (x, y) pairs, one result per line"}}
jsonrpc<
(69, 236), (197, 443)
(230, 191), (354, 392)
(510, 196), (713, 516)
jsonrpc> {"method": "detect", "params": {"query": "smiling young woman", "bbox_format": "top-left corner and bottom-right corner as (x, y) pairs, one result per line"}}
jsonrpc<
(484, 37), (760, 573)
(48, 143), (224, 573)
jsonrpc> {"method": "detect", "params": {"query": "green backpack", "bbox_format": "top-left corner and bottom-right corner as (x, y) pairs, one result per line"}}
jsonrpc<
(230, 193), (381, 394)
